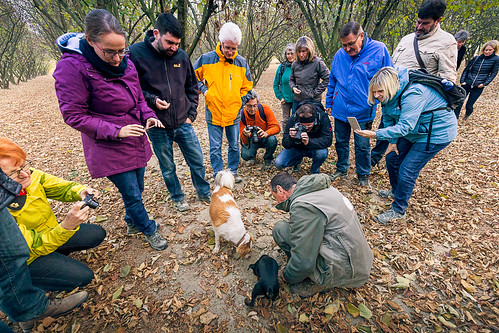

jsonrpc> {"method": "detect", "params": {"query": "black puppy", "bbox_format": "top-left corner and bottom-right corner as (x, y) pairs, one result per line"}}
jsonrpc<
(245, 255), (279, 306)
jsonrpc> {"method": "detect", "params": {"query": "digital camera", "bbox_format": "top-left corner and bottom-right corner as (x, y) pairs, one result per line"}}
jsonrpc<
(82, 194), (99, 209)
(293, 123), (307, 144)
(246, 126), (261, 144)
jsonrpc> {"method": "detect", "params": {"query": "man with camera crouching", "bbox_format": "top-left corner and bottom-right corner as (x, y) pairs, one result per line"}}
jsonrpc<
(239, 92), (281, 170)
(274, 102), (332, 174)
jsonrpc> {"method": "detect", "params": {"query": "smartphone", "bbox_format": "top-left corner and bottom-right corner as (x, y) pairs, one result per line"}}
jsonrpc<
(347, 117), (361, 131)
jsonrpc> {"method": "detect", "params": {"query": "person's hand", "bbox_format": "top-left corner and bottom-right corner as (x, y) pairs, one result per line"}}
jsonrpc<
(461, 82), (466, 86)
(326, 107), (332, 115)
(257, 128), (268, 138)
(292, 87), (301, 95)
(242, 127), (251, 137)
(145, 118), (165, 131)
(118, 124), (146, 138)
(301, 132), (309, 145)
(354, 129), (376, 139)
(386, 143), (399, 155)
(280, 98), (286, 104)
(61, 202), (88, 230)
(185, 118), (192, 124)
(477, 84), (484, 88)
(289, 128), (297, 138)
(155, 98), (170, 110)
(79, 187), (99, 200)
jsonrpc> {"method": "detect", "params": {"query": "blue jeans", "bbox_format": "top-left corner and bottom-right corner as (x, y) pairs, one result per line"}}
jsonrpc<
(334, 118), (371, 176)
(0, 208), (48, 322)
(240, 135), (278, 162)
(370, 118), (389, 166)
(107, 168), (156, 236)
(274, 147), (328, 174)
(207, 122), (240, 175)
(28, 224), (105, 291)
(386, 137), (450, 214)
(148, 124), (210, 202)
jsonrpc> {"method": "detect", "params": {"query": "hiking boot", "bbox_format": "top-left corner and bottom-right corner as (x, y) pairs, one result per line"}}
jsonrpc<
(329, 170), (347, 181)
(291, 164), (301, 173)
(127, 221), (161, 235)
(198, 195), (211, 204)
(378, 189), (394, 199)
(289, 280), (334, 298)
(358, 175), (372, 192)
(262, 160), (272, 171)
(175, 200), (190, 212)
(375, 208), (405, 225)
(19, 291), (89, 332)
(234, 174), (243, 183)
(145, 232), (168, 251)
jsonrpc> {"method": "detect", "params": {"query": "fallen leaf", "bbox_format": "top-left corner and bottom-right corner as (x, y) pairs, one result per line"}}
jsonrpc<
(460, 279), (476, 293)
(133, 298), (143, 308)
(199, 312), (217, 325)
(276, 322), (289, 333)
(391, 276), (411, 288)
(120, 265), (130, 278)
(358, 303), (372, 319)
(347, 303), (360, 318)
(298, 313), (309, 323)
(112, 285), (124, 300)
(438, 315), (457, 328)
(324, 299), (340, 315)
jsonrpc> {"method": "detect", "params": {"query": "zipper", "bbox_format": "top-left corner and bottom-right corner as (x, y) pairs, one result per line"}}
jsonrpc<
(229, 73), (232, 91)
(470, 58), (484, 88)
(164, 59), (174, 127)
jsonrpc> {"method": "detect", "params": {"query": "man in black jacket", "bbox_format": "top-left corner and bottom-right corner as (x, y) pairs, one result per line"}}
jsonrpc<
(129, 13), (211, 212)
(274, 103), (333, 174)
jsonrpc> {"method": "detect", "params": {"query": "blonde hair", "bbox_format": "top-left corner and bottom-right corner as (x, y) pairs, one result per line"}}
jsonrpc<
(368, 67), (400, 105)
(295, 36), (316, 62)
(480, 40), (499, 55)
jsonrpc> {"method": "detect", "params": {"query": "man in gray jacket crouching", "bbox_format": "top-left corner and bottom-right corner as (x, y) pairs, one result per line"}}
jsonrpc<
(270, 172), (373, 297)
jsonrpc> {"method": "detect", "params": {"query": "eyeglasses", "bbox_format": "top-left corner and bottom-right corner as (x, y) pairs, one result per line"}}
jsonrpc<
(222, 43), (238, 52)
(94, 43), (129, 59)
(341, 34), (361, 49)
(246, 103), (258, 109)
(7, 161), (31, 179)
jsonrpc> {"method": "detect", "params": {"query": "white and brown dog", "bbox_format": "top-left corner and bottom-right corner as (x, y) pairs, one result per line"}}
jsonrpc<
(209, 170), (253, 257)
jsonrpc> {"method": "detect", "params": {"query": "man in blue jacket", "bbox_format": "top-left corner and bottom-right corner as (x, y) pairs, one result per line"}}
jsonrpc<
(326, 22), (393, 189)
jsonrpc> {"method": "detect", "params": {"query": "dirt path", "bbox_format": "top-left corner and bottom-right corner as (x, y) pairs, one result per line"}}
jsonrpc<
(0, 60), (497, 332)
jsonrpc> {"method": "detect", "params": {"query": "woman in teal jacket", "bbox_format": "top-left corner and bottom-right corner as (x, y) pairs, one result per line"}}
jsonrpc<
(356, 67), (457, 224)
(273, 44), (295, 129)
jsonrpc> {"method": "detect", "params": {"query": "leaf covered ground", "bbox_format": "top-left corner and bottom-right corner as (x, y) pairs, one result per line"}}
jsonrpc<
(0, 60), (497, 332)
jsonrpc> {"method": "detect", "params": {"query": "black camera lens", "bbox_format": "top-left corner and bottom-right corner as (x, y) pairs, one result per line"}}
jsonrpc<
(81, 194), (99, 209)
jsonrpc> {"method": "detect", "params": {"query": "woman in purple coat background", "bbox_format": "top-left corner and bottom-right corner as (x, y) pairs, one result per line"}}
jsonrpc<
(53, 9), (168, 251)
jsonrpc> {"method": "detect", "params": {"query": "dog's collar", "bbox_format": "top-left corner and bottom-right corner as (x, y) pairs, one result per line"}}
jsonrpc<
(236, 232), (250, 247)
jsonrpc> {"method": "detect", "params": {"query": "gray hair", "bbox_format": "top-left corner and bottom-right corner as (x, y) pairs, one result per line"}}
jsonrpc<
(340, 21), (363, 39)
(282, 43), (295, 62)
(246, 90), (259, 102)
(454, 30), (470, 42)
(84, 9), (125, 42)
(218, 22), (242, 44)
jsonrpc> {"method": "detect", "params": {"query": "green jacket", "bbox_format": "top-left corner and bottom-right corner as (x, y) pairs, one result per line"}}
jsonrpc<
(273, 62), (294, 103)
(276, 174), (373, 287)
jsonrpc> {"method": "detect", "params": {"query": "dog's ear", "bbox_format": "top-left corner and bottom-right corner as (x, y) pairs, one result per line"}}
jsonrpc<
(249, 264), (255, 270)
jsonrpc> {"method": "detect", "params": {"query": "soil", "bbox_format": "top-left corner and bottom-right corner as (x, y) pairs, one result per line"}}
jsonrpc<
(0, 59), (497, 332)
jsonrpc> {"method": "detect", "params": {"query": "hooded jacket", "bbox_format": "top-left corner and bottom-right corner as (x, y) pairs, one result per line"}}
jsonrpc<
(53, 33), (155, 179)
(193, 42), (253, 127)
(460, 54), (499, 87)
(375, 67), (458, 144)
(0, 169), (21, 210)
(128, 30), (199, 129)
(392, 24), (457, 82)
(8, 169), (86, 264)
(325, 35), (393, 122)
(276, 174), (373, 287)
(289, 57), (330, 103)
(273, 61), (294, 103)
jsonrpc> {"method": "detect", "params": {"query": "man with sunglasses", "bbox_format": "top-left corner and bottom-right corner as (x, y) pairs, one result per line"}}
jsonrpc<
(325, 21), (392, 190)
(129, 13), (211, 212)
(194, 22), (254, 183)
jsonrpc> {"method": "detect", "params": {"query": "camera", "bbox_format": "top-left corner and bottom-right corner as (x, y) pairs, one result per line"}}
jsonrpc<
(81, 194), (99, 209)
(246, 126), (260, 144)
(293, 123), (307, 144)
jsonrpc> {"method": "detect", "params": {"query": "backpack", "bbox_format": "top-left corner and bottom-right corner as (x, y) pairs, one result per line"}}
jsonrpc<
(241, 104), (266, 126)
(397, 69), (465, 150)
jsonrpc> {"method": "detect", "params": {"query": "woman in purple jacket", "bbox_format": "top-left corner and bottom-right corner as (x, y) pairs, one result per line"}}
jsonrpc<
(53, 9), (168, 251)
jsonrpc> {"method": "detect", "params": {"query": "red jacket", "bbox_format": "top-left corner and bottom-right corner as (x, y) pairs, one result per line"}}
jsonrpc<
(239, 103), (280, 145)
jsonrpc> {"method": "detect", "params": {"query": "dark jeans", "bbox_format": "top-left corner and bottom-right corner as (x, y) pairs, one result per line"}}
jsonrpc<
(207, 122), (240, 176)
(454, 85), (484, 119)
(240, 135), (278, 162)
(0, 208), (48, 322)
(334, 118), (371, 176)
(371, 118), (389, 166)
(386, 137), (449, 214)
(107, 168), (157, 236)
(28, 223), (106, 291)
(148, 124), (210, 202)
(274, 147), (328, 174)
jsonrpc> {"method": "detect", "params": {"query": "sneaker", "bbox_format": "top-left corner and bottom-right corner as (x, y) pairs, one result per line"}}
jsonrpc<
(175, 200), (190, 212)
(375, 208), (405, 224)
(378, 189), (394, 199)
(198, 195), (211, 204)
(329, 170), (347, 181)
(127, 221), (161, 235)
(291, 164), (301, 173)
(19, 291), (89, 332)
(145, 232), (168, 251)
(289, 280), (333, 298)
(234, 174), (243, 183)
(358, 175), (372, 192)
(262, 160), (272, 170)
